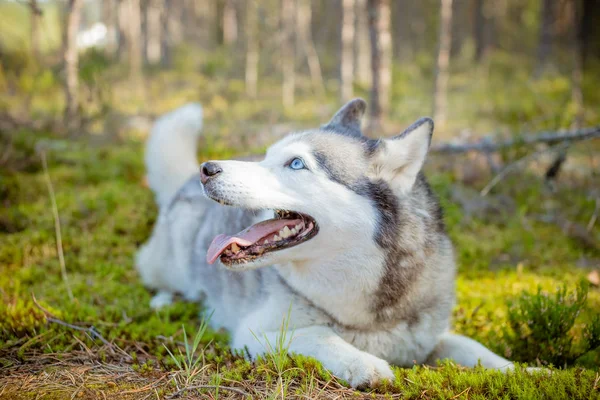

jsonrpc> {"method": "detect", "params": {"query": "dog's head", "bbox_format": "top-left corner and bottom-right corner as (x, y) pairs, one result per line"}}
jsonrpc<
(201, 99), (436, 271)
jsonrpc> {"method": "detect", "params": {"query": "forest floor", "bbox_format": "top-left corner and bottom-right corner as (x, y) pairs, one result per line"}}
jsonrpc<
(1, 56), (600, 398)
(1, 117), (599, 399)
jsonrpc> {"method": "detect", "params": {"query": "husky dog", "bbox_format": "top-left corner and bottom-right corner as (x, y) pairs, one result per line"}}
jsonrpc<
(136, 99), (527, 387)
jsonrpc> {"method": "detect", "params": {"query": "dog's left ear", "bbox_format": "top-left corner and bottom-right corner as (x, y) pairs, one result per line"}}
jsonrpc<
(321, 98), (367, 137)
(369, 118), (434, 193)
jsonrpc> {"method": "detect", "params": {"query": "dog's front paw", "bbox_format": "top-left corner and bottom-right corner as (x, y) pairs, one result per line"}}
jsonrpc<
(150, 291), (173, 309)
(335, 352), (395, 388)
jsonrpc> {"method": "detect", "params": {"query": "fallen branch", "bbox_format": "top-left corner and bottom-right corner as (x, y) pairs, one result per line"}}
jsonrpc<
(431, 126), (600, 154)
(534, 214), (599, 251)
(480, 142), (570, 196)
(31, 294), (111, 347)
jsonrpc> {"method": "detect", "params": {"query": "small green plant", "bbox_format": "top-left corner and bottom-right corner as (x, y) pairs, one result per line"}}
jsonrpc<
(503, 280), (599, 367)
(163, 312), (212, 383)
(252, 305), (296, 399)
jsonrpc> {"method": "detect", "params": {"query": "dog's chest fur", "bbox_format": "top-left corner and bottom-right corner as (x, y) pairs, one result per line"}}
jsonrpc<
(172, 183), (455, 366)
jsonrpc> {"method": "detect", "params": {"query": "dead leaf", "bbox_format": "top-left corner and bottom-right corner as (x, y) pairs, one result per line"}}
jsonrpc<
(588, 270), (600, 287)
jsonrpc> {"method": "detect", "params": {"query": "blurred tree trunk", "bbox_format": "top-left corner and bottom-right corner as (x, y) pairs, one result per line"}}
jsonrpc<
(367, 0), (391, 132)
(180, 0), (197, 42)
(245, 0), (258, 98)
(354, 0), (371, 86)
(126, 0), (143, 85)
(144, 0), (162, 64)
(581, 0), (600, 69)
(296, 0), (324, 97)
(197, 1), (217, 48)
(570, 0), (584, 128)
(473, 0), (497, 63)
(29, 0), (42, 63)
(117, 0), (128, 61)
(141, 0), (148, 63)
(63, 0), (83, 133)
(223, 0), (238, 46)
(314, 0), (338, 55)
(473, 0), (486, 62)
(160, 0), (171, 67)
(450, 0), (467, 58)
(103, 0), (118, 57)
(433, 0), (453, 126)
(340, 0), (355, 102)
(535, 0), (554, 77)
(281, 0), (295, 108)
(166, 0), (183, 46)
(545, 0), (584, 182)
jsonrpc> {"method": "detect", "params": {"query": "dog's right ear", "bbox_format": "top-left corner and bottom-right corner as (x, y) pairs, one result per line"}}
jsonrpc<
(321, 98), (367, 137)
(368, 117), (434, 193)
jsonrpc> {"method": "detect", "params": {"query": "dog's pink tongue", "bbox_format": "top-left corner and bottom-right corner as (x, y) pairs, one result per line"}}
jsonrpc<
(206, 219), (301, 264)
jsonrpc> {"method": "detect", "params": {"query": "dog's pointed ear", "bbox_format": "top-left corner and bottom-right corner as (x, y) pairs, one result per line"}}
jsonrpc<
(321, 98), (367, 137)
(369, 118), (434, 192)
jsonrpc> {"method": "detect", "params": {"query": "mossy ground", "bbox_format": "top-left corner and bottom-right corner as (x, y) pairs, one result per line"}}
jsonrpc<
(1, 24), (600, 397)
(1, 119), (599, 398)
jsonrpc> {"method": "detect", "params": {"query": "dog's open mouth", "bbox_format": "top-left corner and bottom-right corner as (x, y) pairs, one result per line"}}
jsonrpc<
(206, 210), (319, 265)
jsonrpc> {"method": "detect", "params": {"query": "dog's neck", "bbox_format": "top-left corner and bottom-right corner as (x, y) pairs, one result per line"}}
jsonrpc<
(275, 247), (386, 329)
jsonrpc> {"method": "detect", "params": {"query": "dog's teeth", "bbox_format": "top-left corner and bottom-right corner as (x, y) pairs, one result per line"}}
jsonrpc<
(231, 243), (240, 253)
(290, 227), (297, 235)
(295, 223), (302, 231)
(273, 235), (280, 241)
(263, 239), (269, 244)
(281, 226), (291, 238)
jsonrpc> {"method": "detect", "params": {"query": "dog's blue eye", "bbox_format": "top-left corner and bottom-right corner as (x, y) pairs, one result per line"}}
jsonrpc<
(289, 158), (305, 170)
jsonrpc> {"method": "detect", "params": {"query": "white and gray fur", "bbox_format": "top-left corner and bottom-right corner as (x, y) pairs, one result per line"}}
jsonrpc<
(136, 100), (536, 388)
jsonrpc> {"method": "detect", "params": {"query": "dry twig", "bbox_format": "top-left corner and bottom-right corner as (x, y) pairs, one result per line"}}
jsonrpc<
(587, 198), (599, 232)
(40, 151), (74, 300)
(31, 294), (111, 347)
(431, 126), (600, 154)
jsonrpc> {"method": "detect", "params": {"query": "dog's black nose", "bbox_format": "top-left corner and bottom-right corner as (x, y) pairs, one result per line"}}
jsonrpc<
(200, 162), (222, 184)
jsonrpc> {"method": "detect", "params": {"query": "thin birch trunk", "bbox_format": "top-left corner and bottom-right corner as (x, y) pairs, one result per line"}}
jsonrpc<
(30, 0), (42, 63)
(63, 0), (83, 133)
(281, 0), (295, 108)
(535, 0), (554, 77)
(145, 0), (162, 64)
(245, 0), (258, 98)
(340, 0), (355, 102)
(127, 0), (143, 86)
(354, 0), (371, 86)
(367, 0), (391, 132)
(432, 0), (453, 126)
(103, 0), (118, 57)
(160, 0), (170, 67)
(223, 0), (238, 45)
(296, 0), (325, 97)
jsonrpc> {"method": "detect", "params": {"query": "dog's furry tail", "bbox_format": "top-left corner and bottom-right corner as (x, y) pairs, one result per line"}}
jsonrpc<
(145, 103), (203, 208)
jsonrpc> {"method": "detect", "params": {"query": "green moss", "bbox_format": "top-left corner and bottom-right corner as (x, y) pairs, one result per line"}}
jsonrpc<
(1, 129), (599, 397)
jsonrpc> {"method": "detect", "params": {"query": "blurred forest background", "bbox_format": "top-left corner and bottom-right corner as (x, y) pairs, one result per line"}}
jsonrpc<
(1, 0), (599, 139)
(1, 0), (600, 398)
